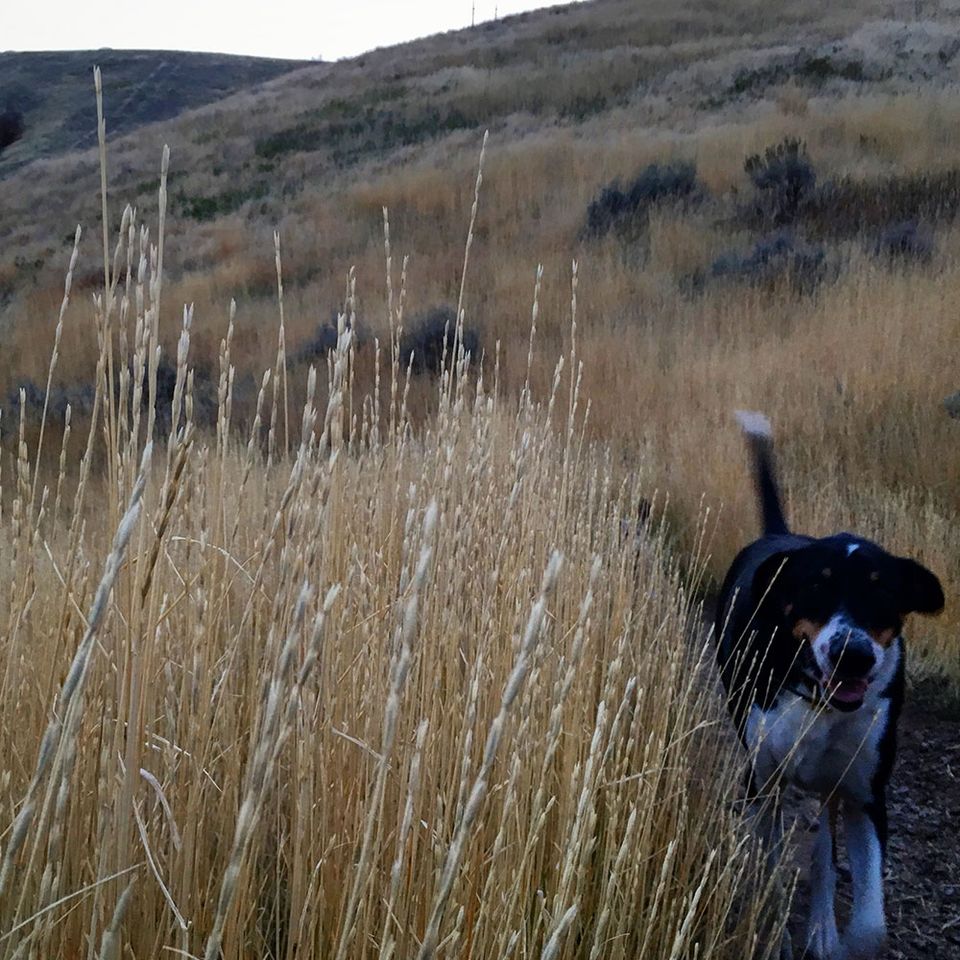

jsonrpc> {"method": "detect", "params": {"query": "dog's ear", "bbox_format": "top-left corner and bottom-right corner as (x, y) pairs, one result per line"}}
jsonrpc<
(897, 557), (944, 616)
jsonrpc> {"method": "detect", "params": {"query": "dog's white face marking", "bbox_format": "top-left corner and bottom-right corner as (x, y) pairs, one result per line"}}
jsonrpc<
(809, 613), (898, 706)
(810, 612), (855, 680)
(744, 644), (901, 801)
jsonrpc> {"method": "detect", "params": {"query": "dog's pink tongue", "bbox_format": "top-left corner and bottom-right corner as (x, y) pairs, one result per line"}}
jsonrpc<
(832, 678), (869, 703)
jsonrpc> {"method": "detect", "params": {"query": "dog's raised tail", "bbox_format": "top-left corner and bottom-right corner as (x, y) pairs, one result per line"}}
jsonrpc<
(734, 410), (789, 536)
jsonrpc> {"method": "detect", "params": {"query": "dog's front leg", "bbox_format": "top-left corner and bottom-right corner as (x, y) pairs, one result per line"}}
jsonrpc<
(806, 802), (841, 959)
(842, 801), (886, 960)
(752, 787), (794, 960)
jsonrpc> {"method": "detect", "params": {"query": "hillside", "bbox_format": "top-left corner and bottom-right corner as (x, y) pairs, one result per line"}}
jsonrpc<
(4, 0), (960, 319)
(1, 0), (960, 671)
(0, 48), (310, 176)
(4, 2), (959, 254)
(3, 3), (960, 957)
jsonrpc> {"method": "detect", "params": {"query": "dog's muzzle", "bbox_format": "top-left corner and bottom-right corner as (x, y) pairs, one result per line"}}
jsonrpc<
(813, 619), (877, 711)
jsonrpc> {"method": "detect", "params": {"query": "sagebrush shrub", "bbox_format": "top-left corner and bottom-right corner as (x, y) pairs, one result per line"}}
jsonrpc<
(289, 315), (341, 366)
(399, 305), (480, 374)
(709, 230), (826, 293)
(583, 161), (699, 239)
(744, 138), (816, 226)
(873, 220), (934, 264)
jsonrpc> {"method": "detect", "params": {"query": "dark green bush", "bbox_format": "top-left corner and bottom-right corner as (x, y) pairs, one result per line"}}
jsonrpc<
(583, 162), (700, 240)
(254, 105), (475, 165)
(399, 306), (480, 375)
(804, 170), (960, 238)
(744, 138), (816, 227)
(707, 230), (827, 294)
(872, 220), (934, 264)
(175, 183), (268, 221)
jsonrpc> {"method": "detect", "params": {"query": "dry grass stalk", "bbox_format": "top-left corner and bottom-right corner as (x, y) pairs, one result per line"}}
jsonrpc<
(332, 502), (437, 960)
(416, 550), (562, 960)
(203, 584), (338, 960)
(96, 880), (136, 960)
(0, 442), (151, 934)
(0, 115), (797, 960)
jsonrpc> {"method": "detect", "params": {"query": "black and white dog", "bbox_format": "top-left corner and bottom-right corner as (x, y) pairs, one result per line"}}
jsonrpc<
(714, 412), (944, 960)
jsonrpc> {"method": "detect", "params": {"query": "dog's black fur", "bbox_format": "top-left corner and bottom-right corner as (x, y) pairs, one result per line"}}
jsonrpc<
(714, 412), (944, 960)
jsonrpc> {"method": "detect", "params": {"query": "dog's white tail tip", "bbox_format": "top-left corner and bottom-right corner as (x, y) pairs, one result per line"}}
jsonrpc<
(734, 409), (772, 439)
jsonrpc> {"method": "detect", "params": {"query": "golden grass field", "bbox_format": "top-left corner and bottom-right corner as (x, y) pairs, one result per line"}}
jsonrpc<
(1, 0), (959, 954)
(0, 123), (790, 956)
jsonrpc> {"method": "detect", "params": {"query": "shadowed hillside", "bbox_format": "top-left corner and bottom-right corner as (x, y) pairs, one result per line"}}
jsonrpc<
(0, 48), (310, 175)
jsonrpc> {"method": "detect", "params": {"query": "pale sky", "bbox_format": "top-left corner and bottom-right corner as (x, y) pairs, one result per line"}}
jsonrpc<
(4, 1), (584, 61)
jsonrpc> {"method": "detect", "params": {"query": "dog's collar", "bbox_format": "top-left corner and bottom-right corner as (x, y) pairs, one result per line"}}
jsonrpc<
(785, 670), (832, 711)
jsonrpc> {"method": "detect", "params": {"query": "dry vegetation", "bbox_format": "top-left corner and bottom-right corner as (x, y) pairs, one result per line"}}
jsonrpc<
(4, 0), (957, 678)
(2, 0), (960, 953)
(0, 102), (793, 955)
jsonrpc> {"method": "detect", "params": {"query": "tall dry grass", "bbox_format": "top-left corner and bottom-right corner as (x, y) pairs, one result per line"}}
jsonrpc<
(0, 108), (790, 957)
(336, 110), (960, 683)
(5, 56), (959, 688)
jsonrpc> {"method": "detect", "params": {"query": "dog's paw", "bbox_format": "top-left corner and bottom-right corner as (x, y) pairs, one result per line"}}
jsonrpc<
(807, 927), (843, 960)
(840, 921), (886, 960)
(778, 928), (794, 960)
(806, 919), (841, 959)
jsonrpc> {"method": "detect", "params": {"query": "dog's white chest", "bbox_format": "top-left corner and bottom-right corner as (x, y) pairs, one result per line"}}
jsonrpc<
(745, 695), (887, 800)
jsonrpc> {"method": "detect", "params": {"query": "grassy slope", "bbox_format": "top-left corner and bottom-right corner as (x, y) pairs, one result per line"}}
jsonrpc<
(0, 0), (870, 254)
(2, 4), (960, 954)
(0, 0), (958, 678)
(0, 48), (310, 176)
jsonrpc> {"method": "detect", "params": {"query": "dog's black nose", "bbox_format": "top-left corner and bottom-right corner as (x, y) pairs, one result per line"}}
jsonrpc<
(828, 632), (876, 678)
